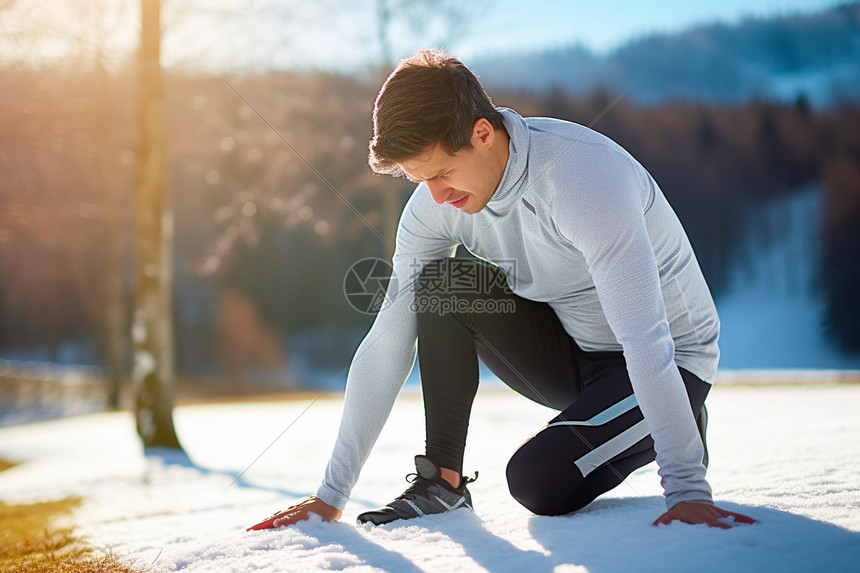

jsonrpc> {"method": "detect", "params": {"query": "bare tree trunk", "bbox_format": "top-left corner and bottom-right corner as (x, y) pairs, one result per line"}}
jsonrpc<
(375, 0), (394, 72)
(91, 51), (127, 410)
(375, 0), (399, 260)
(134, 0), (182, 449)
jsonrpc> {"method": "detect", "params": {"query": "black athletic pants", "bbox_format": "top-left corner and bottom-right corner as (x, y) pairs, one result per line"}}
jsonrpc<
(414, 258), (710, 516)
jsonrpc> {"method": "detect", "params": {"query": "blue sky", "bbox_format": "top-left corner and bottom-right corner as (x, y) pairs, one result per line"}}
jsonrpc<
(266, 0), (853, 72)
(0, 0), (851, 72)
(455, 0), (849, 58)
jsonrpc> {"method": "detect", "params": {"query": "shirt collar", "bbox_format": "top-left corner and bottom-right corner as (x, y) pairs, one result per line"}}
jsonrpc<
(484, 107), (530, 215)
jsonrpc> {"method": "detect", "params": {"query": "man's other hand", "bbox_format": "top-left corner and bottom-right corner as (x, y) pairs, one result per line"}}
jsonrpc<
(246, 496), (342, 531)
(654, 501), (756, 529)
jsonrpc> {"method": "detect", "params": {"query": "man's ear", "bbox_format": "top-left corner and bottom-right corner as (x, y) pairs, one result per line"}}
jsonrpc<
(472, 118), (495, 149)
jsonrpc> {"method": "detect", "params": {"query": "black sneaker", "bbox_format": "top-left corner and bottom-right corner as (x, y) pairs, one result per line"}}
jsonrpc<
(697, 404), (709, 469)
(356, 455), (477, 526)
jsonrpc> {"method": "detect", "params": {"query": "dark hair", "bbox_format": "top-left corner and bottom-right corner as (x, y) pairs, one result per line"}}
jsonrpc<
(368, 49), (504, 176)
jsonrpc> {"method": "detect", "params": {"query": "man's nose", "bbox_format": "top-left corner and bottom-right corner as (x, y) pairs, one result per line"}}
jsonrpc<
(425, 179), (451, 204)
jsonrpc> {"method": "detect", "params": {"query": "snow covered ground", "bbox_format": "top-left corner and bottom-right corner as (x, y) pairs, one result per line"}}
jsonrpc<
(0, 382), (858, 572)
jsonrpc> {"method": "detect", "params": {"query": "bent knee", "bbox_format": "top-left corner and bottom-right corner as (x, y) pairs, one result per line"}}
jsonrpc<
(506, 440), (588, 516)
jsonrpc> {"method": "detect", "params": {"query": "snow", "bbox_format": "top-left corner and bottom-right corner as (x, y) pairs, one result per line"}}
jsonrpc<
(0, 383), (859, 572)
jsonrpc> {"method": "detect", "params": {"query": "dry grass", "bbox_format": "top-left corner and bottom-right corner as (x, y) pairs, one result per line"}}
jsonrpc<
(0, 497), (138, 572)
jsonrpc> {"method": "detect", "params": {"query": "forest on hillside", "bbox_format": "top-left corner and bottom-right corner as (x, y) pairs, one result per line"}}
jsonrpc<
(1, 66), (859, 386)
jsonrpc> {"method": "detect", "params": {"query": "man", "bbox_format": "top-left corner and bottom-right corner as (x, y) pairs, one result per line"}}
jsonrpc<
(249, 49), (754, 531)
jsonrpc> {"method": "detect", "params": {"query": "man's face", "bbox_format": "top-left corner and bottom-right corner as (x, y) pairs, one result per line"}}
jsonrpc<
(398, 121), (507, 215)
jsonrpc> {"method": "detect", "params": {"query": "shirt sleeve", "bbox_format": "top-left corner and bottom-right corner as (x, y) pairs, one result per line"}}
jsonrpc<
(315, 188), (457, 510)
(554, 150), (713, 509)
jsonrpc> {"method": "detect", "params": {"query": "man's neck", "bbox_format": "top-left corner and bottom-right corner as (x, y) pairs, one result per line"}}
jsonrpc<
(494, 126), (511, 173)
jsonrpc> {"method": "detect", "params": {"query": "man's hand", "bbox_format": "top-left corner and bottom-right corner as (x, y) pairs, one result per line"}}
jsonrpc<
(246, 496), (342, 531)
(654, 501), (756, 529)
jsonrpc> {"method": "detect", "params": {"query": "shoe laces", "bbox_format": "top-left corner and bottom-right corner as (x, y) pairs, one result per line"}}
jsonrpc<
(397, 470), (479, 500)
(397, 473), (430, 500)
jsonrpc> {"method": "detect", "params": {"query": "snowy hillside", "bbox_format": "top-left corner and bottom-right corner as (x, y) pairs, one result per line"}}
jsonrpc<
(474, 2), (860, 106)
(0, 384), (858, 572)
(715, 187), (860, 370)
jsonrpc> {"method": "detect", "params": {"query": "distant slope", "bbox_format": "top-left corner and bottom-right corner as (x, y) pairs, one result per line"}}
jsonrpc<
(473, 2), (860, 106)
(715, 188), (860, 370)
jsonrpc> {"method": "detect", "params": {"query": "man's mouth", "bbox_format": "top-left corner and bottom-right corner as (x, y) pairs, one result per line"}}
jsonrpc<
(448, 195), (468, 208)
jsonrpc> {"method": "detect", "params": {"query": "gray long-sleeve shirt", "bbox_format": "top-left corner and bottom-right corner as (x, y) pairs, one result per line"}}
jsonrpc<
(315, 108), (720, 511)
